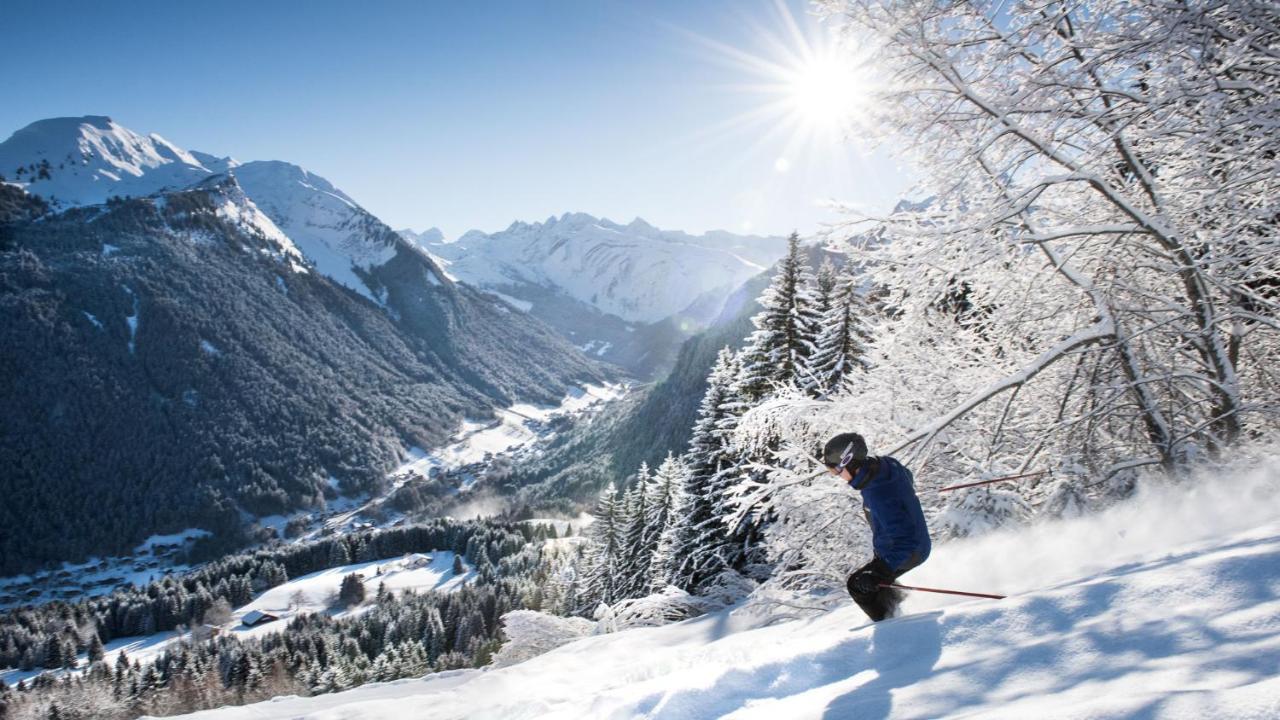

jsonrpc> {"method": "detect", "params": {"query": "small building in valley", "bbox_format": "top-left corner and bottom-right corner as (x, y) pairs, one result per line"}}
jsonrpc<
(241, 610), (280, 627)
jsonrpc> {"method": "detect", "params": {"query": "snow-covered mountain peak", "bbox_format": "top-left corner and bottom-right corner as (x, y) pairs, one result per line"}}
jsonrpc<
(0, 116), (214, 207)
(232, 160), (402, 304)
(190, 150), (240, 174)
(397, 227), (445, 246)
(0, 116), (422, 305)
(428, 213), (787, 323)
(624, 217), (657, 234)
(192, 174), (307, 268)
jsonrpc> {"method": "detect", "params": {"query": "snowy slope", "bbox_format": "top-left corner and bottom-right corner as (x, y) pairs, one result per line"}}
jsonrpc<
(0, 554), (472, 687)
(413, 214), (787, 324)
(165, 464), (1280, 720)
(234, 161), (405, 303)
(0, 116), (214, 208)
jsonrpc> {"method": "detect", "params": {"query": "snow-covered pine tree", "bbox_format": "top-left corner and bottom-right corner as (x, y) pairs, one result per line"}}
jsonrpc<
(734, 232), (823, 403)
(813, 256), (838, 318)
(644, 453), (686, 591)
(579, 483), (623, 611)
(807, 265), (872, 397)
(671, 347), (742, 590)
(715, 234), (822, 577)
(617, 466), (650, 599)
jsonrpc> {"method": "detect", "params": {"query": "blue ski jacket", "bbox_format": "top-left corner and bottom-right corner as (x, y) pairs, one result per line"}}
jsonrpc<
(849, 456), (931, 573)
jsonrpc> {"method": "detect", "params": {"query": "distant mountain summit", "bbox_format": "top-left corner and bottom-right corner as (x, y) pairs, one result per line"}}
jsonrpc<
(421, 212), (785, 325)
(401, 214), (786, 379)
(0, 117), (435, 306)
(0, 116), (215, 207)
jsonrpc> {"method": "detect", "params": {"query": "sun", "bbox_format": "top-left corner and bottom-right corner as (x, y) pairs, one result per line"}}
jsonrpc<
(784, 52), (869, 132)
(673, 2), (880, 157)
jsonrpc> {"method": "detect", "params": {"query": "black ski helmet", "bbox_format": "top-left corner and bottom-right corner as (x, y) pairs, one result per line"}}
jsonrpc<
(819, 432), (868, 472)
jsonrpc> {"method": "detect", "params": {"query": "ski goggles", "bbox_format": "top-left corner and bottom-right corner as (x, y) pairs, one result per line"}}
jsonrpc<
(826, 441), (861, 474)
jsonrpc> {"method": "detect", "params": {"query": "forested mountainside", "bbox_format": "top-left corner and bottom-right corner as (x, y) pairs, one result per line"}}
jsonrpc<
(0, 178), (605, 575)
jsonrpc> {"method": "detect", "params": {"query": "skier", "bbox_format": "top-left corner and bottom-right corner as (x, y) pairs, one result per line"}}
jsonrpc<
(819, 432), (931, 621)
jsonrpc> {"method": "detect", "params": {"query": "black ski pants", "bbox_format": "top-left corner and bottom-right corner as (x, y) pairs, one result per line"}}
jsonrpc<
(847, 552), (925, 621)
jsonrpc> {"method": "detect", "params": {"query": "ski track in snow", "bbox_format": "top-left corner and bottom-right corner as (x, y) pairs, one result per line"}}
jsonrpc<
(161, 462), (1280, 720)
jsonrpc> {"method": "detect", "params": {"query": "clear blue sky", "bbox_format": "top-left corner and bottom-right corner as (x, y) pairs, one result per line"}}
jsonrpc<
(1, 0), (912, 239)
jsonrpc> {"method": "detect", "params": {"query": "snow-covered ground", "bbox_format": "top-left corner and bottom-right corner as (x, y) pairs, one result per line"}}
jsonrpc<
(228, 552), (472, 638)
(0, 553), (472, 686)
(416, 382), (626, 471)
(165, 464), (1280, 720)
(0, 529), (208, 609)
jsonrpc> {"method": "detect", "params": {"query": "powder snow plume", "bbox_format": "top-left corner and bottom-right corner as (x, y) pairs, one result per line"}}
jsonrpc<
(897, 452), (1280, 616)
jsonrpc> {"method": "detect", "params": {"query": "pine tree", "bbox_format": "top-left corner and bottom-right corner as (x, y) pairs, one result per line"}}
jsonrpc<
(670, 348), (742, 590)
(813, 256), (839, 326)
(617, 465), (650, 599)
(328, 541), (352, 567)
(87, 633), (105, 664)
(807, 266), (872, 397)
(580, 483), (622, 610)
(644, 453), (686, 591)
(42, 636), (63, 670)
(337, 574), (365, 608)
(735, 232), (822, 403)
(709, 235), (824, 577)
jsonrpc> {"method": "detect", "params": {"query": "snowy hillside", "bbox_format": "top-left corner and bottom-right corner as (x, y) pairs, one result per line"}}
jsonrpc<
(0, 116), (224, 208)
(165, 464), (1280, 720)
(413, 214), (786, 324)
(234, 161), (408, 303)
(0, 553), (472, 688)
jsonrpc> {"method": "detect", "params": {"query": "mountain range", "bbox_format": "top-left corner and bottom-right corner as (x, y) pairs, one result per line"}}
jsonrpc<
(403, 215), (786, 378)
(0, 117), (606, 573)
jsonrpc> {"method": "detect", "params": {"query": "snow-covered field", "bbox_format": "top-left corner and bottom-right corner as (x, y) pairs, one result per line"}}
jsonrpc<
(0, 529), (208, 609)
(165, 464), (1280, 720)
(0, 553), (472, 687)
(228, 552), (472, 638)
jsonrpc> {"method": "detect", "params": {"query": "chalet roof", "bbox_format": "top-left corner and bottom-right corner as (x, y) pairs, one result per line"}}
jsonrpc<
(242, 610), (279, 626)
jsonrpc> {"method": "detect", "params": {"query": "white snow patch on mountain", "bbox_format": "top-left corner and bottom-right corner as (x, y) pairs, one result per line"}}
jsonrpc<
(228, 553), (472, 641)
(0, 116), (214, 207)
(122, 285), (139, 354)
(424, 213), (787, 324)
(234, 161), (399, 304)
(395, 383), (627, 479)
(164, 459), (1280, 720)
(487, 291), (532, 313)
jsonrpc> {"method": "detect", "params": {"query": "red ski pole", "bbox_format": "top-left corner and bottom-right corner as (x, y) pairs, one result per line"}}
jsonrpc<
(881, 582), (1006, 600)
